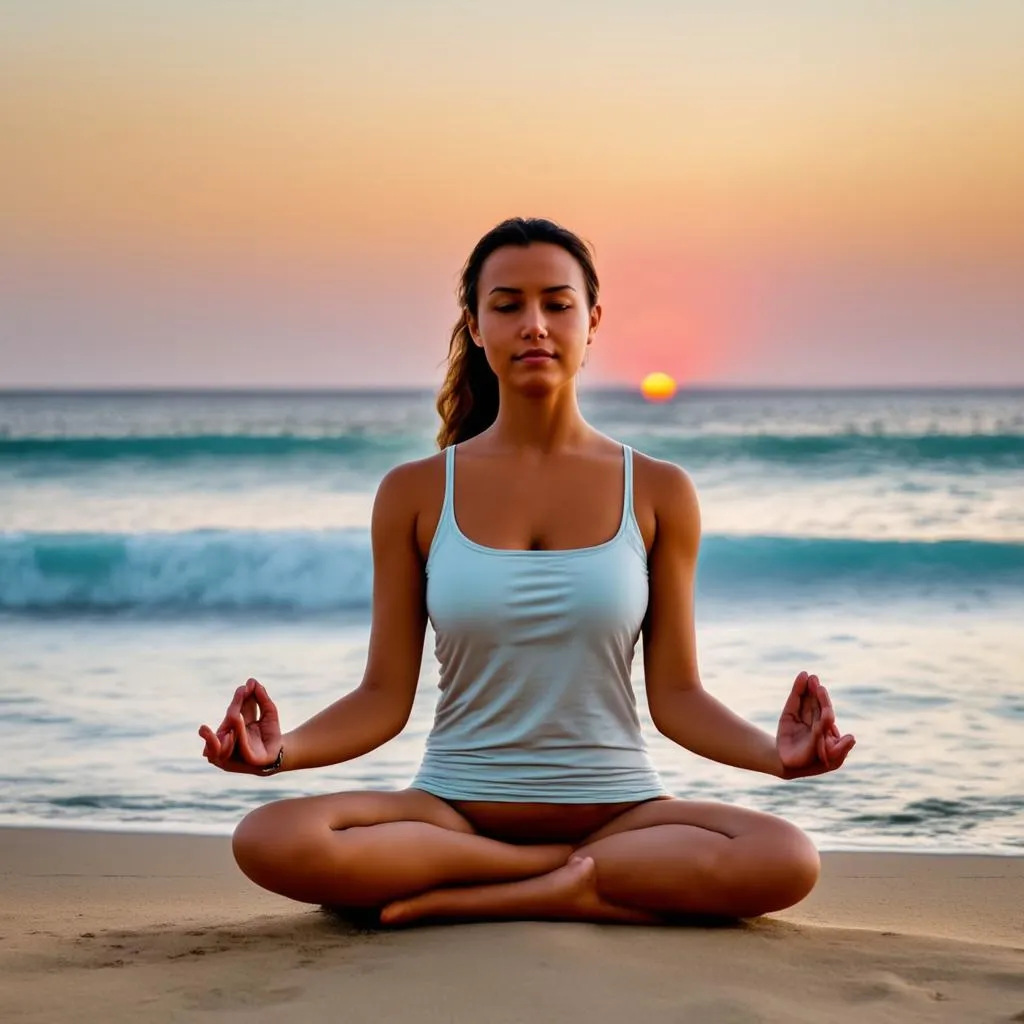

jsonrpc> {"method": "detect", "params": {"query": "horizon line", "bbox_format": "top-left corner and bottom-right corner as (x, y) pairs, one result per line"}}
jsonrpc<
(1, 383), (1023, 397)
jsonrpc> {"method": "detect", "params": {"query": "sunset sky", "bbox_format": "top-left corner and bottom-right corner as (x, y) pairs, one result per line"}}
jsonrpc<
(2, 1), (1022, 388)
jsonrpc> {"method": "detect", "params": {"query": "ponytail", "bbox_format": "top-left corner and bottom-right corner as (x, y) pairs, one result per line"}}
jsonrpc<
(435, 312), (499, 449)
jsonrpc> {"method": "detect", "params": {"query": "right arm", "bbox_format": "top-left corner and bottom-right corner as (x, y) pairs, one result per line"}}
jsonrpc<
(200, 460), (430, 773)
(281, 462), (429, 771)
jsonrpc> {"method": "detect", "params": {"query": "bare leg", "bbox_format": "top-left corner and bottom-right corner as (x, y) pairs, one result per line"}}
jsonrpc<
(381, 800), (819, 926)
(380, 854), (657, 926)
(232, 789), (571, 907)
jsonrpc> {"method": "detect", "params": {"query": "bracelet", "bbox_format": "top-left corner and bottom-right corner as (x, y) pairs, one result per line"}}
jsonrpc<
(257, 746), (285, 776)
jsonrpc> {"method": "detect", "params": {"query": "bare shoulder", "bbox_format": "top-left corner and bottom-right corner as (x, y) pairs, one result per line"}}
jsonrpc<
(373, 451), (447, 560)
(374, 451), (444, 508)
(631, 450), (701, 554)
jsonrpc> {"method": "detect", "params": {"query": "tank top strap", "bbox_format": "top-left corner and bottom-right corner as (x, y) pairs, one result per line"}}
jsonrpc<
(621, 444), (635, 521)
(621, 444), (647, 561)
(426, 445), (457, 572)
(442, 444), (456, 521)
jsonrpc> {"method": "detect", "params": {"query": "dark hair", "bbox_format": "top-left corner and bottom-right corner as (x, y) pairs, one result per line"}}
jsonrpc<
(435, 217), (600, 449)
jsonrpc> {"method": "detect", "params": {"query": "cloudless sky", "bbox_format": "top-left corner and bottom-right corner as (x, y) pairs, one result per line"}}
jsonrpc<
(2, 1), (1022, 388)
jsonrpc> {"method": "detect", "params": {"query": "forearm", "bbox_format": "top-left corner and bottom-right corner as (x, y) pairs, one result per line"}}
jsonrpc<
(279, 685), (406, 772)
(651, 686), (784, 777)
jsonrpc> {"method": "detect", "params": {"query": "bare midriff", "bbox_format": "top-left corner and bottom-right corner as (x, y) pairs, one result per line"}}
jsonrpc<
(449, 798), (666, 845)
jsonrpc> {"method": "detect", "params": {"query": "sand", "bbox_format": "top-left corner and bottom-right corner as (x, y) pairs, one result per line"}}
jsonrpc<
(1, 827), (1021, 1023)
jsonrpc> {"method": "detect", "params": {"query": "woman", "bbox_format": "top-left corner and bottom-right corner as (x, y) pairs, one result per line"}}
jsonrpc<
(199, 217), (856, 927)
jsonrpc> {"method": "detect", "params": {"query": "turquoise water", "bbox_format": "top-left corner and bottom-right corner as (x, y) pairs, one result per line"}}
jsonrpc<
(1, 388), (1022, 851)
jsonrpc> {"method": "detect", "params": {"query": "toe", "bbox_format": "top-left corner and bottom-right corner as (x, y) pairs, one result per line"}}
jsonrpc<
(379, 899), (413, 926)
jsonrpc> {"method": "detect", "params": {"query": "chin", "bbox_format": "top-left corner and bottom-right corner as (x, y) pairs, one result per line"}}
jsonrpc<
(514, 378), (572, 398)
(508, 360), (574, 390)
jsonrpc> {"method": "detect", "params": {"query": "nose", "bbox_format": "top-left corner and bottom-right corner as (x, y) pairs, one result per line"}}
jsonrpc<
(519, 303), (549, 341)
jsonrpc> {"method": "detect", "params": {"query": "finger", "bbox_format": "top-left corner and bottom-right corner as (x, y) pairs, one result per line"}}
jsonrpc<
(223, 686), (246, 724)
(813, 705), (834, 767)
(809, 685), (823, 730)
(241, 690), (259, 727)
(204, 730), (231, 762)
(818, 687), (844, 740)
(198, 724), (222, 759)
(807, 673), (822, 709)
(816, 723), (829, 769)
(826, 731), (855, 754)
(819, 704), (835, 730)
(254, 681), (279, 720)
(231, 712), (256, 762)
(217, 717), (237, 744)
(825, 735), (856, 768)
(242, 678), (259, 708)
(781, 671), (810, 720)
(804, 674), (825, 728)
(817, 683), (835, 717)
(219, 727), (237, 761)
(218, 684), (250, 738)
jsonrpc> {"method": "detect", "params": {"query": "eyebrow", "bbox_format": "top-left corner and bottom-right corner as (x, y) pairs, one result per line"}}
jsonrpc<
(488, 285), (577, 296)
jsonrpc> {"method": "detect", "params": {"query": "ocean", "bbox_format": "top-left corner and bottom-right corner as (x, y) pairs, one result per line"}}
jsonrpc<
(1, 387), (1022, 853)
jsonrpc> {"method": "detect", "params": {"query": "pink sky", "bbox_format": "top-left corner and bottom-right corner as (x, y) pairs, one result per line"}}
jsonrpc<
(1, 2), (1022, 387)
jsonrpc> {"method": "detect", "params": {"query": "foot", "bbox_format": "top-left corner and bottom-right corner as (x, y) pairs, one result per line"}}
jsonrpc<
(380, 855), (655, 927)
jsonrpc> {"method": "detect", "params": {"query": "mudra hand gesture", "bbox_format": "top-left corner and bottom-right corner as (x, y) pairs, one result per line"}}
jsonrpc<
(777, 671), (856, 779)
(198, 678), (282, 773)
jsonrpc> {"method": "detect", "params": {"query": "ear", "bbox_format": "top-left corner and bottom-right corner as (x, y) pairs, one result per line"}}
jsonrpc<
(466, 313), (484, 348)
(587, 303), (602, 343)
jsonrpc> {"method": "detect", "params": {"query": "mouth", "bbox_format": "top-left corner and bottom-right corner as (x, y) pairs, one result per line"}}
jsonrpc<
(514, 350), (556, 361)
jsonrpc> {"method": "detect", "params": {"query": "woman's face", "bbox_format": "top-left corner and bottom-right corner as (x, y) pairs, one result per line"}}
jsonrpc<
(468, 242), (601, 394)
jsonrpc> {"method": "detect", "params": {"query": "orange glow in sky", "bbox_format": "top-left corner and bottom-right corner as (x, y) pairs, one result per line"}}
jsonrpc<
(1, 4), (1022, 387)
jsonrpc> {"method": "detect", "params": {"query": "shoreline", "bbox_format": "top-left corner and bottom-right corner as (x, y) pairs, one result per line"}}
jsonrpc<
(2, 817), (1021, 858)
(2, 827), (1022, 1023)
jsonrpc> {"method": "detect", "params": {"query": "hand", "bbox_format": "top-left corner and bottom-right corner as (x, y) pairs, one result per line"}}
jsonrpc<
(198, 678), (283, 774)
(776, 671), (856, 780)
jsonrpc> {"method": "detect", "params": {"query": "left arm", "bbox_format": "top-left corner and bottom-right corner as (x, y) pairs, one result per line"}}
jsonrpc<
(640, 459), (854, 780)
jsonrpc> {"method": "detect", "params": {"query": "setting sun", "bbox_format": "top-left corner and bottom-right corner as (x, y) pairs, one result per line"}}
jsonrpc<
(640, 371), (677, 403)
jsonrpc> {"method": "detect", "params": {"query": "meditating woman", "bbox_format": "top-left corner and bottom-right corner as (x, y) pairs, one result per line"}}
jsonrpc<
(199, 216), (856, 927)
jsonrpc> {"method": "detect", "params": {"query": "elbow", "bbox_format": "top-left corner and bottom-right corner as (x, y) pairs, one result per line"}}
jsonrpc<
(647, 680), (703, 739)
(357, 679), (413, 740)
(384, 708), (411, 740)
(647, 701), (669, 737)
(650, 710), (682, 742)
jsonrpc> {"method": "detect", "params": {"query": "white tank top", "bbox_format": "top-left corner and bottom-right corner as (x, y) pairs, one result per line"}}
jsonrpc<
(411, 443), (667, 803)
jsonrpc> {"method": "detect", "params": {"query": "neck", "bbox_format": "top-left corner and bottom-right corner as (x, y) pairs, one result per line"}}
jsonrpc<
(487, 383), (591, 453)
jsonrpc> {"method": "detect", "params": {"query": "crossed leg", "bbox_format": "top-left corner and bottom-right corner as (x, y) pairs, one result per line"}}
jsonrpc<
(381, 799), (820, 926)
(231, 788), (571, 908)
(232, 789), (820, 927)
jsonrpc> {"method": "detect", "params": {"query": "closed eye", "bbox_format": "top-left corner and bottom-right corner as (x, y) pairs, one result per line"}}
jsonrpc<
(494, 303), (572, 313)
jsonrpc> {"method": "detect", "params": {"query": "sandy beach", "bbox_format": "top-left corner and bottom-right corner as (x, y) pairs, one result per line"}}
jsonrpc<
(1, 827), (1021, 1023)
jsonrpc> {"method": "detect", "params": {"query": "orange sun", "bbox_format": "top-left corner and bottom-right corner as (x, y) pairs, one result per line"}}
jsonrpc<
(640, 371), (677, 402)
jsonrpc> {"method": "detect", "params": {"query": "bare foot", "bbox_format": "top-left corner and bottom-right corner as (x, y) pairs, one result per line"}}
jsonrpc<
(380, 855), (656, 927)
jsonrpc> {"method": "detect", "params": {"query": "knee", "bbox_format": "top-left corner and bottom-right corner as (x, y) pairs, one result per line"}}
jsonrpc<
(710, 819), (819, 917)
(232, 801), (315, 893)
(755, 821), (821, 913)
